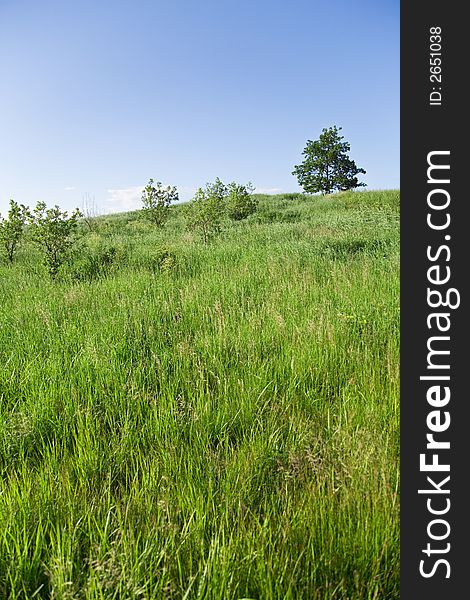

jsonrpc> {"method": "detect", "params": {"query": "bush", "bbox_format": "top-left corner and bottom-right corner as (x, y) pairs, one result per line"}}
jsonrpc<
(0, 199), (30, 263)
(185, 179), (226, 243)
(29, 202), (83, 279)
(152, 249), (178, 273)
(226, 181), (257, 221)
(141, 179), (178, 226)
(67, 237), (118, 281)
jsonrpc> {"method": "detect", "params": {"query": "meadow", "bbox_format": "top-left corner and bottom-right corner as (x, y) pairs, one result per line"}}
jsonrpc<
(0, 190), (400, 599)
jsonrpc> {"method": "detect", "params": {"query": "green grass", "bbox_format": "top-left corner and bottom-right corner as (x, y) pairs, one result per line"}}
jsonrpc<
(0, 190), (400, 599)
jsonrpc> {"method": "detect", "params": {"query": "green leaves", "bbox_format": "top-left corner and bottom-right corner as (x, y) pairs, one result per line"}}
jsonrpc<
(141, 179), (178, 227)
(185, 183), (226, 244)
(185, 179), (258, 242)
(0, 199), (30, 263)
(293, 126), (366, 195)
(226, 182), (257, 221)
(29, 202), (83, 278)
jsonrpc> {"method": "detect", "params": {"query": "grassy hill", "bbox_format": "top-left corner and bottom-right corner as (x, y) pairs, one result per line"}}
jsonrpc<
(0, 190), (399, 599)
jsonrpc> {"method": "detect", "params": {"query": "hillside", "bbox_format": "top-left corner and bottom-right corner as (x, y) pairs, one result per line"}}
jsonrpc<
(0, 190), (400, 599)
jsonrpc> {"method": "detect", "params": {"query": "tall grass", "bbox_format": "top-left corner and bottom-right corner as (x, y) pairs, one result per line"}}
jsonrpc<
(0, 190), (399, 599)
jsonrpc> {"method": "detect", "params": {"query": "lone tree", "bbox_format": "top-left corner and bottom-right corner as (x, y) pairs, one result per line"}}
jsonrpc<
(0, 199), (30, 263)
(141, 179), (178, 226)
(292, 126), (366, 195)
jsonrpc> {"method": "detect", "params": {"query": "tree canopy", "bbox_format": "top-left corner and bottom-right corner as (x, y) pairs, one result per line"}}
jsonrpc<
(292, 126), (366, 195)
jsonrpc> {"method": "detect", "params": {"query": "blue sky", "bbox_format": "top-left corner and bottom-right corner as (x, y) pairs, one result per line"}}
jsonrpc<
(0, 0), (399, 215)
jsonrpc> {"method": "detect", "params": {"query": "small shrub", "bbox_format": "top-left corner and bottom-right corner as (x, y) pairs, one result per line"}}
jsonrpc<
(0, 199), (30, 263)
(226, 181), (257, 221)
(185, 179), (226, 243)
(141, 178), (178, 226)
(68, 240), (118, 281)
(205, 177), (227, 202)
(29, 202), (83, 279)
(156, 249), (178, 273)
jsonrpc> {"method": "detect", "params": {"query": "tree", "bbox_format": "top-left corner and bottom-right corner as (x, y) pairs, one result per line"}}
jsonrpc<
(226, 181), (257, 221)
(185, 179), (226, 243)
(0, 199), (30, 263)
(141, 179), (178, 226)
(292, 126), (366, 195)
(29, 202), (83, 278)
(205, 177), (227, 203)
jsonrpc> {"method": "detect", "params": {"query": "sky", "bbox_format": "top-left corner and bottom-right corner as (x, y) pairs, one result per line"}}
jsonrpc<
(0, 0), (399, 215)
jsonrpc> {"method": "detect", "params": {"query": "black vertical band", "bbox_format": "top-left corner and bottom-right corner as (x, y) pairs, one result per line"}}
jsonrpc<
(401, 3), (467, 597)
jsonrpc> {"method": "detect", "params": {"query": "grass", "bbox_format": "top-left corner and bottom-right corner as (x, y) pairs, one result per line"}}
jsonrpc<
(0, 190), (400, 599)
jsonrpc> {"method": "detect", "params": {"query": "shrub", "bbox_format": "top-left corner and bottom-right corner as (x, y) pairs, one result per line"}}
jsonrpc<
(29, 202), (83, 279)
(185, 179), (226, 243)
(67, 237), (118, 281)
(141, 179), (178, 226)
(153, 249), (178, 273)
(205, 177), (227, 202)
(226, 181), (257, 220)
(0, 199), (30, 263)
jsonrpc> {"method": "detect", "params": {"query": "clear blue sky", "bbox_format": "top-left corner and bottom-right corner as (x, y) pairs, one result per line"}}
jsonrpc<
(0, 0), (399, 215)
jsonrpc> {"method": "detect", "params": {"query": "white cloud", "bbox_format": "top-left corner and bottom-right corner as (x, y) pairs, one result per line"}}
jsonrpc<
(105, 186), (143, 213)
(175, 185), (198, 202)
(105, 184), (198, 213)
(64, 186), (76, 191)
(254, 187), (283, 195)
